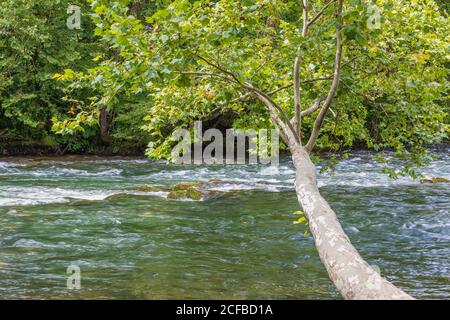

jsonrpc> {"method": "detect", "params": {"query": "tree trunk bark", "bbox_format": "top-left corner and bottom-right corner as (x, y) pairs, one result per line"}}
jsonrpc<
(99, 106), (112, 145)
(290, 145), (414, 300)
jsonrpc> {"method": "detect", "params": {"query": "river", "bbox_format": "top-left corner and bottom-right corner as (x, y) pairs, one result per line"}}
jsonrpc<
(0, 149), (449, 299)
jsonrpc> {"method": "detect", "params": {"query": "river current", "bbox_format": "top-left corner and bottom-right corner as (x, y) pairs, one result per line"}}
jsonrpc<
(0, 150), (448, 299)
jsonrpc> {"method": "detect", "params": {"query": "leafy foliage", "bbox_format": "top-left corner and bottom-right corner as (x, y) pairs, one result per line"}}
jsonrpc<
(81, 0), (447, 176)
(0, 0), (448, 169)
(0, 0), (100, 150)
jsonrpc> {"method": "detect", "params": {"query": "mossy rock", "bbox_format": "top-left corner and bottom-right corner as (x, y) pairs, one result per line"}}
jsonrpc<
(185, 187), (203, 200)
(128, 185), (168, 192)
(167, 187), (203, 201)
(420, 177), (450, 184)
(172, 182), (204, 191)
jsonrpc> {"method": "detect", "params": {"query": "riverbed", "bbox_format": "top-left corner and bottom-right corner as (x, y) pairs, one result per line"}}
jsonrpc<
(0, 150), (449, 299)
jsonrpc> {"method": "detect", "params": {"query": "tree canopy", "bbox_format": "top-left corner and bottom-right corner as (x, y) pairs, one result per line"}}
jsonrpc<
(0, 0), (448, 176)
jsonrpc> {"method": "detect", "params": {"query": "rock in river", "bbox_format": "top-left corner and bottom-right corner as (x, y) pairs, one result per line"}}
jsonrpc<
(420, 177), (450, 184)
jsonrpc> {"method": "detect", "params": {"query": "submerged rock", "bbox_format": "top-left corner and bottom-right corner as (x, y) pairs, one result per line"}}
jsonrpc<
(420, 177), (450, 184)
(128, 185), (169, 192)
(167, 182), (206, 200)
(105, 193), (160, 201)
(66, 198), (102, 206)
(172, 182), (204, 191)
(128, 181), (227, 201)
(104, 193), (131, 201)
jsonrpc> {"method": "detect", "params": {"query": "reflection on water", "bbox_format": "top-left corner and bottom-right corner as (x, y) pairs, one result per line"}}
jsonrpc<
(0, 150), (449, 299)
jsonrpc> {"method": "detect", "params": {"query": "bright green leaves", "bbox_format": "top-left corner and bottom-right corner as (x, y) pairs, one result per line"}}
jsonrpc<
(293, 210), (307, 224)
(341, 0), (383, 45)
(135, 0), (449, 166)
(293, 210), (310, 237)
(139, 0), (348, 159)
(51, 111), (98, 137)
(0, 0), (101, 145)
(319, 0), (450, 178)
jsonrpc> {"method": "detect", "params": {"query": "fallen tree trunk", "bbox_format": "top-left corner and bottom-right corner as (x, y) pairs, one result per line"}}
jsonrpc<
(290, 145), (414, 299)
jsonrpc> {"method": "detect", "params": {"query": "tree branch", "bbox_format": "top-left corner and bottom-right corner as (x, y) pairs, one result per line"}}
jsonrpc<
(191, 75), (332, 121)
(290, 95), (327, 123)
(242, 82), (300, 144)
(180, 50), (336, 147)
(293, 56), (302, 138)
(302, 0), (308, 37)
(255, 92), (289, 144)
(302, 95), (328, 116)
(307, 0), (336, 29)
(195, 54), (243, 85)
(267, 76), (333, 95)
(305, 0), (343, 153)
(180, 68), (299, 144)
(201, 92), (249, 120)
(178, 71), (239, 85)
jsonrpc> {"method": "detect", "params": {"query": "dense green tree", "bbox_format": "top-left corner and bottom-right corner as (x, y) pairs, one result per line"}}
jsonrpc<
(52, 0), (159, 151)
(54, 0), (448, 299)
(0, 0), (159, 153)
(56, 0), (448, 172)
(0, 0), (101, 152)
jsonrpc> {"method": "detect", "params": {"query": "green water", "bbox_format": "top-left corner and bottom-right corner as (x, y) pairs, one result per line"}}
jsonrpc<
(0, 151), (449, 299)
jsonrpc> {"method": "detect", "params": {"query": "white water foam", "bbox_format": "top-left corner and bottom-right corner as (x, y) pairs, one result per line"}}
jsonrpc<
(0, 186), (114, 206)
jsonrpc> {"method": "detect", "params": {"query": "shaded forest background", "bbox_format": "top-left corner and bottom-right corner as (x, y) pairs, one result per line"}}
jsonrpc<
(0, 0), (448, 155)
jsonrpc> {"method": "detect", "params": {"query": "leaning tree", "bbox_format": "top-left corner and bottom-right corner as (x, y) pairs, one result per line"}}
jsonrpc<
(155, 0), (414, 300)
(56, 0), (449, 299)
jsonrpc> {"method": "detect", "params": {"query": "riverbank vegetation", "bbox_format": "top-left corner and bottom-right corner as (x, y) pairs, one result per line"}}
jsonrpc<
(1, 1), (448, 161)
(0, 0), (449, 299)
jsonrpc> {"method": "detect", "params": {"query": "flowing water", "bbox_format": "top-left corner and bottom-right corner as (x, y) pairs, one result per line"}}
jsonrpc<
(0, 150), (449, 299)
